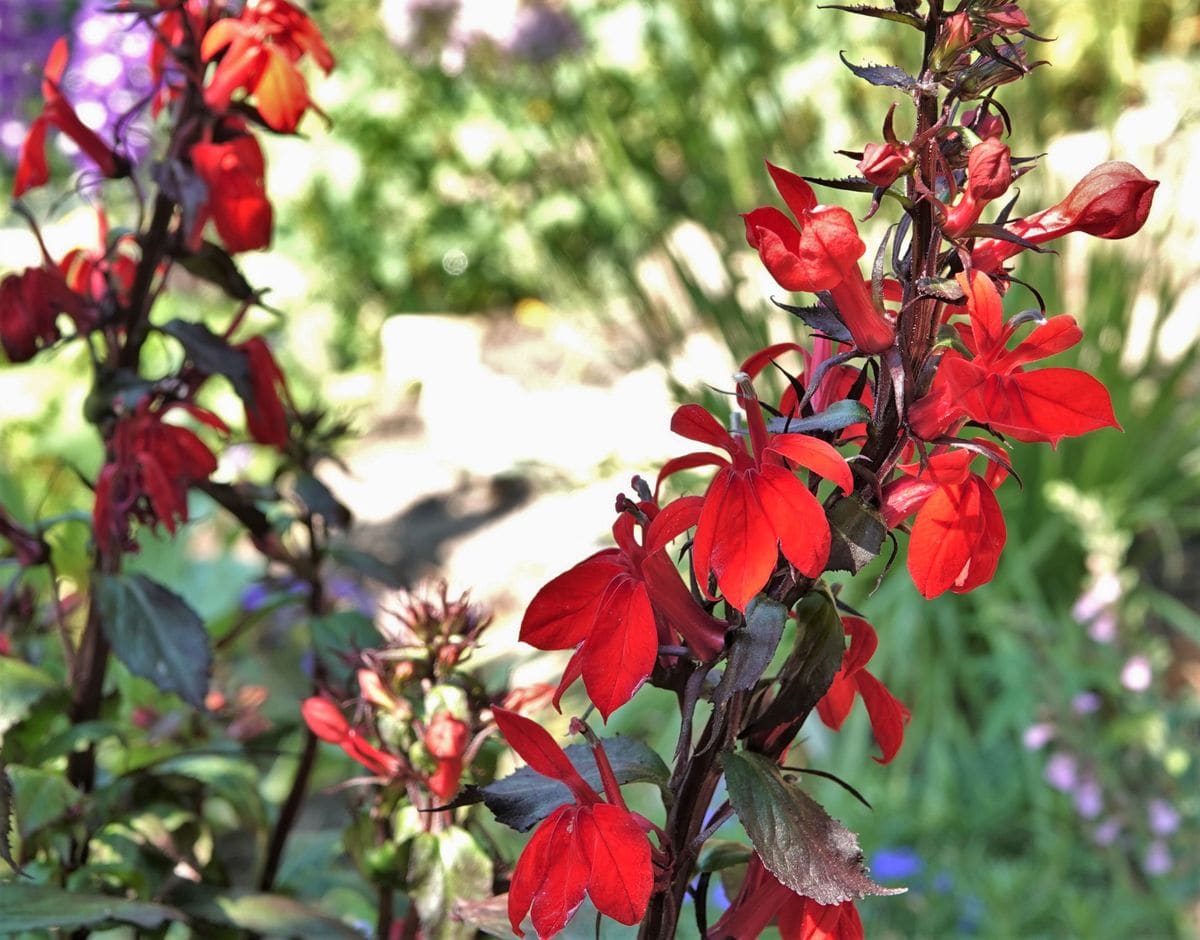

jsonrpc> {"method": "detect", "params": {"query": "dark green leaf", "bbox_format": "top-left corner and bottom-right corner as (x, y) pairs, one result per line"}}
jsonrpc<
(96, 573), (212, 709)
(177, 240), (256, 301)
(0, 883), (183, 931)
(915, 276), (965, 302)
(312, 611), (379, 681)
(0, 761), (19, 875)
(838, 52), (918, 89)
(8, 765), (81, 842)
(723, 751), (904, 905)
(408, 827), (494, 940)
(0, 657), (58, 747)
(766, 400), (871, 436)
(826, 495), (887, 574)
(712, 597), (788, 706)
(169, 886), (363, 939)
(161, 319), (254, 403)
(29, 720), (127, 765)
(293, 473), (352, 529)
(450, 736), (669, 832)
(771, 296), (852, 344)
(698, 839), (753, 873)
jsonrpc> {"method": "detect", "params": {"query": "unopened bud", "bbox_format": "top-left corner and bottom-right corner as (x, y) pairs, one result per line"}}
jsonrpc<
(858, 141), (914, 188)
(931, 12), (973, 71)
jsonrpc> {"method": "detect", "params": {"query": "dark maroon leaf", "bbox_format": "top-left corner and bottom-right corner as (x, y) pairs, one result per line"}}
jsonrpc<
(723, 751), (905, 905)
(771, 297), (853, 344)
(826, 495), (886, 574)
(161, 319), (254, 403)
(292, 473), (352, 529)
(914, 277), (964, 302)
(838, 52), (918, 89)
(820, 5), (923, 28)
(712, 597), (788, 706)
(177, 241), (255, 301)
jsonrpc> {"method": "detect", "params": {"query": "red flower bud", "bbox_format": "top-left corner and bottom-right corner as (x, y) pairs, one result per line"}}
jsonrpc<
(986, 4), (1030, 30)
(943, 139), (1013, 237)
(963, 107), (1005, 141)
(424, 710), (470, 760)
(857, 141), (913, 188)
(972, 162), (1159, 272)
(931, 12), (973, 70)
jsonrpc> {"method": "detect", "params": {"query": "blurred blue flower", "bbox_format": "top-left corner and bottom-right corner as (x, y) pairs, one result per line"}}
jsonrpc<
(1147, 798), (1181, 837)
(870, 846), (923, 882)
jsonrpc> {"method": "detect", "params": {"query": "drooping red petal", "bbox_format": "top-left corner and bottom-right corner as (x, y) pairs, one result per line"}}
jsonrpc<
(641, 552), (727, 661)
(253, 46), (310, 132)
(740, 341), (804, 381)
(838, 616), (878, 677)
(768, 433), (854, 494)
(907, 476), (1006, 598)
(493, 708), (596, 802)
(670, 403), (735, 452)
(580, 803), (654, 926)
(343, 731), (401, 777)
(855, 668), (910, 764)
(992, 314), (1082, 372)
(655, 451), (729, 498)
(13, 116), (50, 199)
(705, 470), (777, 611)
(949, 475), (1006, 594)
(879, 475), (938, 529)
(190, 135), (273, 253)
(766, 161), (818, 216)
(644, 494), (704, 556)
(301, 696), (350, 743)
(551, 646), (585, 713)
(579, 576), (659, 720)
(508, 805), (567, 937)
(520, 553), (624, 650)
(753, 464), (830, 579)
(743, 207), (813, 292)
(691, 467), (731, 599)
(802, 205), (867, 286)
(778, 898), (865, 940)
(815, 670), (857, 731)
(528, 808), (590, 939)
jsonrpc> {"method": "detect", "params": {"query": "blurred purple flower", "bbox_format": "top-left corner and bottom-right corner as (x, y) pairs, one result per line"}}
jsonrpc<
(1142, 840), (1172, 877)
(0, 0), (68, 161)
(1120, 655), (1152, 692)
(1044, 751), (1078, 792)
(508, 5), (582, 64)
(1022, 721), (1056, 750)
(1087, 610), (1118, 644)
(1073, 775), (1103, 819)
(870, 847), (923, 882)
(1092, 818), (1121, 847)
(242, 579), (306, 612)
(1072, 571), (1121, 624)
(328, 575), (377, 616)
(1070, 691), (1102, 715)
(1147, 799), (1181, 837)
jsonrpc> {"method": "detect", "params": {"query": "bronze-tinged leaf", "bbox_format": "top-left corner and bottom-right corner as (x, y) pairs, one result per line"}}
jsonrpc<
(712, 596), (789, 706)
(723, 751), (905, 905)
(826, 495), (887, 574)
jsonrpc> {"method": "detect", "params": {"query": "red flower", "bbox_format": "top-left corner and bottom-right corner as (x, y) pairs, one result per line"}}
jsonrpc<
(816, 616), (910, 764)
(858, 141), (912, 189)
(236, 336), (291, 448)
(201, 0), (334, 133)
(942, 138), (1014, 237)
(190, 133), (273, 253)
(93, 400), (227, 555)
(0, 266), (88, 363)
(13, 38), (126, 198)
(971, 161), (1158, 273)
(494, 709), (653, 939)
(661, 380), (853, 612)
(910, 271), (1119, 445)
(58, 210), (139, 304)
(521, 493), (726, 720)
(882, 448), (1007, 599)
(301, 696), (402, 778)
(712, 853), (865, 940)
(424, 710), (470, 801)
(743, 163), (894, 353)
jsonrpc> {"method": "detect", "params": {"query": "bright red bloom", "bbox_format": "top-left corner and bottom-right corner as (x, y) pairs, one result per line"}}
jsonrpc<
(495, 709), (653, 939)
(235, 336), (291, 448)
(93, 400), (227, 555)
(424, 710), (470, 801)
(301, 696), (402, 778)
(971, 161), (1158, 273)
(661, 383), (853, 612)
(883, 448), (1007, 599)
(190, 133), (273, 253)
(712, 853), (865, 940)
(910, 271), (1119, 445)
(816, 616), (910, 764)
(0, 267), (89, 363)
(521, 494), (726, 720)
(743, 163), (895, 353)
(942, 138), (1013, 237)
(58, 211), (139, 305)
(13, 38), (126, 198)
(201, 0), (334, 133)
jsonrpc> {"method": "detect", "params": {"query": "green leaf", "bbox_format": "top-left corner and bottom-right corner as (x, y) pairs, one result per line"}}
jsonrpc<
(408, 827), (494, 940)
(169, 886), (363, 939)
(766, 400), (871, 436)
(826, 495), (887, 574)
(28, 720), (127, 765)
(0, 883), (182, 931)
(450, 736), (669, 832)
(697, 839), (753, 873)
(8, 765), (82, 842)
(712, 596), (788, 706)
(312, 610), (379, 681)
(0, 657), (58, 747)
(0, 761), (19, 875)
(723, 751), (904, 905)
(328, 543), (404, 588)
(292, 473), (352, 529)
(96, 573), (212, 709)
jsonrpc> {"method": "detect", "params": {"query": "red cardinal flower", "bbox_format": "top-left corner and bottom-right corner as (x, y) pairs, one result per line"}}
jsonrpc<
(971, 161), (1158, 273)
(883, 447), (1007, 599)
(744, 162), (894, 353)
(0, 266), (89, 363)
(235, 336), (291, 448)
(93, 400), (227, 555)
(660, 379), (853, 612)
(521, 492), (726, 720)
(424, 710), (470, 801)
(301, 696), (402, 777)
(910, 271), (1119, 445)
(190, 132), (274, 253)
(712, 853), (865, 940)
(494, 709), (653, 939)
(201, 0), (335, 133)
(13, 38), (127, 198)
(942, 138), (1014, 237)
(816, 616), (910, 764)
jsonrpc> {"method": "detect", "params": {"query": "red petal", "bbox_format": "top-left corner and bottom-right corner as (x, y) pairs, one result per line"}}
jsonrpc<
(707, 470), (777, 612)
(551, 646), (585, 713)
(754, 464), (830, 578)
(520, 553), (623, 650)
(641, 552), (726, 661)
(670, 403), (734, 452)
(740, 342), (804, 381)
(768, 433), (854, 494)
(691, 467), (731, 599)
(13, 116), (50, 199)
(907, 477), (1006, 598)
(802, 205), (867, 285)
(779, 898), (865, 940)
(815, 670), (856, 731)
(43, 37), (70, 88)
(493, 708), (596, 802)
(301, 696), (349, 743)
(958, 271), (1004, 358)
(880, 475), (938, 529)
(993, 314), (1082, 372)
(766, 161), (818, 216)
(655, 451), (728, 499)
(508, 806), (566, 937)
(644, 495), (703, 555)
(190, 135), (273, 253)
(856, 669), (910, 764)
(253, 46), (310, 132)
(581, 803), (653, 926)
(529, 808), (589, 939)
(580, 577), (659, 720)
(949, 476), (1006, 593)
(839, 616), (878, 677)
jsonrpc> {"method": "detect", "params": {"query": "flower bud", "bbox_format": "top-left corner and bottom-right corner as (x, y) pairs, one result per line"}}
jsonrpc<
(424, 710), (470, 760)
(943, 139), (1013, 236)
(358, 668), (400, 712)
(963, 107), (1005, 141)
(931, 12), (972, 71)
(858, 141), (914, 188)
(985, 4), (1030, 30)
